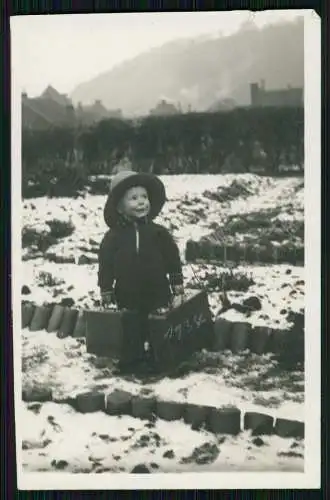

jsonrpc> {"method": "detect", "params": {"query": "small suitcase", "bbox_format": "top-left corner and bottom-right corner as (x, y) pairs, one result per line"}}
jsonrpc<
(84, 308), (143, 363)
(84, 290), (214, 372)
(149, 290), (214, 371)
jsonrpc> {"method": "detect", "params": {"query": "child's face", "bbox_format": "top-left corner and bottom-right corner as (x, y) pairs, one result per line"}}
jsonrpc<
(117, 185), (150, 219)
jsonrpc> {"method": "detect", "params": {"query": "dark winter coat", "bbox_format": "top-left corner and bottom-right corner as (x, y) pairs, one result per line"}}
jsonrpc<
(98, 218), (183, 311)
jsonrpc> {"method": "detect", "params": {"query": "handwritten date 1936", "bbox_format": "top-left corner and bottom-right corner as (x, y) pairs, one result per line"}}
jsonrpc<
(164, 312), (209, 341)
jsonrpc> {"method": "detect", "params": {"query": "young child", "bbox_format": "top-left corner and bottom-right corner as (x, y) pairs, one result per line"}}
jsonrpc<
(98, 169), (184, 371)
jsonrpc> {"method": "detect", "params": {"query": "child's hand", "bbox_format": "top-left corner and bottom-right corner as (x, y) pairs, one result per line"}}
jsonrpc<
(165, 285), (185, 309)
(172, 285), (185, 307)
(155, 306), (169, 315)
(173, 285), (184, 296)
(101, 291), (116, 309)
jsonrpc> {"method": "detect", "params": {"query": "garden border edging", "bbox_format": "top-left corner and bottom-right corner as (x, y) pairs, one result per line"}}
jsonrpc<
(23, 388), (305, 440)
(21, 300), (304, 357)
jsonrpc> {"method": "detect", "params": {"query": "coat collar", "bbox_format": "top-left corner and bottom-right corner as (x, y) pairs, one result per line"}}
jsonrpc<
(116, 213), (149, 228)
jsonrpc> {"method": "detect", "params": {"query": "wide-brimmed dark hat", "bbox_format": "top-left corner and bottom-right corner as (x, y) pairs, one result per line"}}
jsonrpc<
(103, 170), (166, 228)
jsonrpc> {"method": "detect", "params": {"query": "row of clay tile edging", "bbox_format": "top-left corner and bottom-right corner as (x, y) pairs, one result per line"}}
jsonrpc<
(21, 300), (303, 356)
(22, 301), (85, 339)
(23, 387), (304, 440)
(185, 240), (304, 266)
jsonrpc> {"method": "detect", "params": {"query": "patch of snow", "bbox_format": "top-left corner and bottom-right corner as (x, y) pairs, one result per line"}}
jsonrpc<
(22, 329), (303, 420)
(21, 402), (304, 473)
(22, 259), (304, 330)
(20, 174), (305, 473)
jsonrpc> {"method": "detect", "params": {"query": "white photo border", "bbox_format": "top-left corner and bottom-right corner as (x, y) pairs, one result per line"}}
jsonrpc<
(11, 9), (321, 490)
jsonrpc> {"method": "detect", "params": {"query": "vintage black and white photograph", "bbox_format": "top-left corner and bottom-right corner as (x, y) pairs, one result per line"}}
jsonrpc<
(11, 9), (320, 490)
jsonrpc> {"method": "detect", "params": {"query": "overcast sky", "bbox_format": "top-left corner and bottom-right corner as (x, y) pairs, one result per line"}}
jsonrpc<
(11, 10), (305, 97)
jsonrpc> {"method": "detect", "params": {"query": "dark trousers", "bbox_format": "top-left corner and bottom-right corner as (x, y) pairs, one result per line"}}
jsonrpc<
(119, 308), (153, 368)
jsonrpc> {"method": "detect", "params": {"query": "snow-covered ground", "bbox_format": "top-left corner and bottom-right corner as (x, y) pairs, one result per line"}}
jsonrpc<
(22, 260), (303, 330)
(20, 174), (305, 472)
(22, 174), (304, 258)
(21, 402), (304, 473)
(22, 330), (303, 419)
(22, 174), (304, 328)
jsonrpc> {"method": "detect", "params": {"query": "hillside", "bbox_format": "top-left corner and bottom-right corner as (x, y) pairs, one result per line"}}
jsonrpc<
(70, 18), (304, 117)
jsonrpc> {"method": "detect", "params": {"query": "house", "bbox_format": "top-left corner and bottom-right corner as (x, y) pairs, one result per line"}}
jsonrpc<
(76, 100), (123, 126)
(250, 80), (303, 107)
(22, 90), (76, 130)
(149, 99), (179, 116)
(88, 99), (122, 119)
(41, 85), (73, 108)
(22, 86), (120, 130)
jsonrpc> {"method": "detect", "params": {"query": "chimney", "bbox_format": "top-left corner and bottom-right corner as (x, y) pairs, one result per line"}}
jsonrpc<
(65, 104), (75, 123)
(250, 82), (259, 106)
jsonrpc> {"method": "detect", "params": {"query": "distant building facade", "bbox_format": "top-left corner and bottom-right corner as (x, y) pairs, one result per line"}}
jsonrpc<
(250, 80), (303, 107)
(22, 86), (123, 130)
(149, 99), (179, 116)
(77, 100), (123, 124)
(22, 88), (76, 130)
(41, 85), (72, 107)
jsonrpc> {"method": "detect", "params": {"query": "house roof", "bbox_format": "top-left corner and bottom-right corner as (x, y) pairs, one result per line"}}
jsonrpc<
(76, 101), (122, 125)
(22, 97), (75, 127)
(81, 101), (109, 119)
(22, 101), (52, 129)
(22, 87), (120, 129)
(150, 99), (178, 115)
(41, 85), (72, 107)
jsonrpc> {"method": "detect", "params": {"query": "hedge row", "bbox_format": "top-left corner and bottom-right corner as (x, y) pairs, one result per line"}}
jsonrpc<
(22, 107), (304, 197)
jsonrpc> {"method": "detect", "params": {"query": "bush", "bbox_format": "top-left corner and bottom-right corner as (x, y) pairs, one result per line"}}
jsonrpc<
(46, 219), (75, 239)
(22, 226), (57, 252)
(22, 107), (304, 193)
(203, 179), (252, 204)
(37, 271), (65, 288)
(225, 208), (282, 232)
(187, 267), (255, 292)
(22, 157), (88, 199)
(22, 219), (75, 251)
